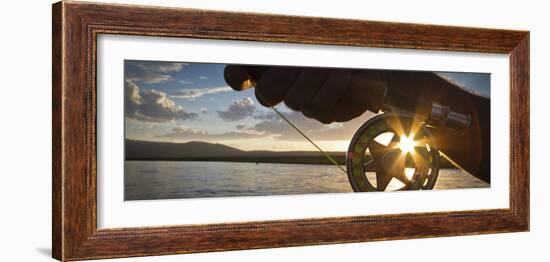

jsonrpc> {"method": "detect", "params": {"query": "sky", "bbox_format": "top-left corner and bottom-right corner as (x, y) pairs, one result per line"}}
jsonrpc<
(124, 60), (489, 152)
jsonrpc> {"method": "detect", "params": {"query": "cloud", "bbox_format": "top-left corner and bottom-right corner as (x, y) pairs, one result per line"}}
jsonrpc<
(157, 126), (263, 140)
(125, 61), (186, 84)
(246, 110), (376, 141)
(125, 80), (198, 122)
(126, 73), (172, 84)
(157, 109), (375, 143)
(125, 80), (142, 114)
(179, 80), (194, 85)
(137, 62), (186, 73)
(153, 104), (376, 144)
(235, 124), (248, 130)
(170, 126), (208, 135)
(171, 86), (232, 100)
(217, 97), (256, 121)
(199, 76), (208, 80)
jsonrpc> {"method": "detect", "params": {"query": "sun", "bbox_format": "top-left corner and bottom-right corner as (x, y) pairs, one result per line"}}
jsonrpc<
(398, 134), (418, 155)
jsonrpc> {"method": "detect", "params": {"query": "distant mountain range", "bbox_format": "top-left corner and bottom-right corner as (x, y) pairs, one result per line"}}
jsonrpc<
(125, 139), (346, 165)
(126, 140), (245, 159)
(125, 139), (455, 167)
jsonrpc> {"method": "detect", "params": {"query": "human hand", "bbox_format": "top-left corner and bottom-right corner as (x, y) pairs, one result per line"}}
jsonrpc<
(224, 65), (387, 123)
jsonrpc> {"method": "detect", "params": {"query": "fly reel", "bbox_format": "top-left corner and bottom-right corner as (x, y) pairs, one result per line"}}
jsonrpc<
(346, 113), (441, 192)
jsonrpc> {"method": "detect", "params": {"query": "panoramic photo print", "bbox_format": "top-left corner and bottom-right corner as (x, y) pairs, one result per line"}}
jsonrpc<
(124, 60), (490, 200)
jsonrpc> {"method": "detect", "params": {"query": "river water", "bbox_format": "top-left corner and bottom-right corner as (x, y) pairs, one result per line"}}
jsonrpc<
(125, 161), (489, 200)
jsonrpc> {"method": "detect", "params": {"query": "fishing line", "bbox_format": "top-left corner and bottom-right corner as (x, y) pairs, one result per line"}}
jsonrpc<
(254, 90), (348, 175)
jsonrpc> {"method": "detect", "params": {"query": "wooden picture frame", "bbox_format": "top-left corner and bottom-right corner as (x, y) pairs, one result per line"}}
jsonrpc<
(52, 1), (529, 261)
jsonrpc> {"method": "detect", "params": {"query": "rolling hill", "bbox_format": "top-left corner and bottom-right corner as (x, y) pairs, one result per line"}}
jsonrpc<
(125, 139), (346, 165)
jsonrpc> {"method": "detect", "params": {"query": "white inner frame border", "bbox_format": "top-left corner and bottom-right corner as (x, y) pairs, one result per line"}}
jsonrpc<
(97, 34), (510, 229)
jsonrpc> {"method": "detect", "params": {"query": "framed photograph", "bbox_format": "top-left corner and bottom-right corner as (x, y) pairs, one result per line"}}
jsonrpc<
(52, 1), (529, 261)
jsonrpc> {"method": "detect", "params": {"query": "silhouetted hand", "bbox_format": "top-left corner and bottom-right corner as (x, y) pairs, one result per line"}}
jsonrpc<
(224, 65), (386, 124)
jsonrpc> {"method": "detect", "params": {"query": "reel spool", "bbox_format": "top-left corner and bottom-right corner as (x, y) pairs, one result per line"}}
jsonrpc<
(346, 113), (441, 192)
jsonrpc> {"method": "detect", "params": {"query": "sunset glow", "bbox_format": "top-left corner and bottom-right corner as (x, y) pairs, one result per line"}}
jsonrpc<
(398, 134), (418, 155)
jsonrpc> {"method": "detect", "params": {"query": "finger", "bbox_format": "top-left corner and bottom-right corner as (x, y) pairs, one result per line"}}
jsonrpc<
(224, 65), (252, 91)
(308, 69), (352, 112)
(302, 108), (315, 119)
(284, 68), (328, 111)
(344, 72), (388, 113)
(255, 67), (300, 107)
(304, 101), (368, 124)
(224, 65), (269, 91)
(329, 100), (369, 122)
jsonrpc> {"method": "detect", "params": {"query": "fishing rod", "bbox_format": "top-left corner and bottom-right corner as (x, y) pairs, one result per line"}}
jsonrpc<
(225, 66), (471, 192)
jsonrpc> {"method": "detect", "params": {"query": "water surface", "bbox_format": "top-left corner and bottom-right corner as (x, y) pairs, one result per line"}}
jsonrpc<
(125, 161), (489, 200)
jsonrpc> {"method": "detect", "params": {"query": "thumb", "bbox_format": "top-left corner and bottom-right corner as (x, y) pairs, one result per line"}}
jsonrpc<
(224, 65), (268, 91)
